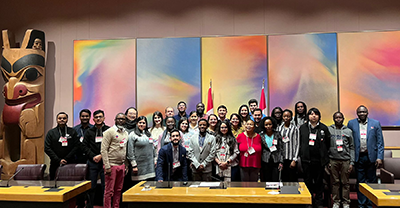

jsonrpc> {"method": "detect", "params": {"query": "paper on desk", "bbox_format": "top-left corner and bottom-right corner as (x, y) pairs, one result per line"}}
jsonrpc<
(265, 182), (283, 188)
(199, 182), (221, 187)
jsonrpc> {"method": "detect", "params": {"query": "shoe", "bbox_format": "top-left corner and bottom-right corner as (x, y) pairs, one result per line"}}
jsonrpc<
(317, 206), (324, 208)
(343, 204), (350, 208)
(305, 205), (312, 208)
(333, 203), (340, 208)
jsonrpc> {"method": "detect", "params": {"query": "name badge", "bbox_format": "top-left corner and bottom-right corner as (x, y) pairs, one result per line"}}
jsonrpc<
(282, 137), (289, 143)
(80, 137), (84, 143)
(309, 140), (315, 146)
(59, 136), (67, 142)
(149, 138), (153, 144)
(119, 138), (126, 147)
(184, 145), (189, 149)
(360, 130), (367, 139)
(220, 153), (226, 157)
(336, 139), (343, 146)
(337, 146), (343, 152)
(173, 161), (181, 169)
(269, 145), (277, 152)
(309, 133), (317, 140)
(62, 140), (68, 146)
(248, 147), (255, 155)
(95, 136), (103, 143)
(273, 139), (278, 145)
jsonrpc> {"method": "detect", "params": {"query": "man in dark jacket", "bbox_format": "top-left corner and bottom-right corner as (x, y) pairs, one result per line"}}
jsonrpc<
(82, 109), (110, 208)
(45, 112), (79, 180)
(299, 108), (331, 208)
(156, 129), (188, 182)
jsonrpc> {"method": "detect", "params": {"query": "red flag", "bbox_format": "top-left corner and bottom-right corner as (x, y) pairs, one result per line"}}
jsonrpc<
(260, 80), (267, 115)
(206, 86), (214, 115)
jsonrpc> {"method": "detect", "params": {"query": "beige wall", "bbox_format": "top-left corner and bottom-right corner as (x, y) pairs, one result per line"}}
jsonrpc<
(1, 0), (400, 163)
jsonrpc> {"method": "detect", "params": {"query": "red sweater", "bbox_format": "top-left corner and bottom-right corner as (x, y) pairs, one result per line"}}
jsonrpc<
(237, 132), (262, 168)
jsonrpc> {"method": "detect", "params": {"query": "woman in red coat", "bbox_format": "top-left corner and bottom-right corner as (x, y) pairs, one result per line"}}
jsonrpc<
(236, 119), (262, 181)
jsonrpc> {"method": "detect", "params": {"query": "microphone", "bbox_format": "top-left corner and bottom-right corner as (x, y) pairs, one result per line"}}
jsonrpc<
(210, 175), (226, 189)
(167, 162), (171, 188)
(278, 168), (282, 190)
(44, 163), (63, 189)
(0, 167), (24, 187)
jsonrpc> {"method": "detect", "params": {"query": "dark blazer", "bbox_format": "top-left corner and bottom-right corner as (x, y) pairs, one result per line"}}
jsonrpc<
(259, 131), (284, 164)
(156, 144), (188, 181)
(347, 118), (384, 163)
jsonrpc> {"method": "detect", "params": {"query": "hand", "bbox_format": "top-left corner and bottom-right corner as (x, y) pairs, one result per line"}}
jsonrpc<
(132, 167), (138, 174)
(93, 155), (102, 163)
(154, 162), (157, 168)
(60, 159), (67, 165)
(158, 180), (163, 182)
(348, 164), (353, 173)
(190, 163), (194, 169)
(290, 160), (297, 169)
(278, 163), (283, 171)
(105, 168), (111, 175)
(375, 159), (382, 168)
(219, 162), (228, 170)
(198, 165), (205, 171)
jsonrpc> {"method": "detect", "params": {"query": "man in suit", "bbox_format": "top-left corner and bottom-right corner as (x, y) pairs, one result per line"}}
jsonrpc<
(188, 119), (216, 181)
(156, 129), (188, 182)
(347, 105), (384, 208)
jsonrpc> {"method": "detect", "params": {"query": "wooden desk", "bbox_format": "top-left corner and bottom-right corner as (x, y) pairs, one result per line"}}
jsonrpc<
(359, 183), (400, 207)
(0, 180), (91, 208)
(123, 181), (311, 208)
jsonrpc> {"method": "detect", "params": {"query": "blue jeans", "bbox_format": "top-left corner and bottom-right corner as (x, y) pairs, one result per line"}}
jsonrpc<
(356, 153), (377, 208)
(87, 160), (105, 208)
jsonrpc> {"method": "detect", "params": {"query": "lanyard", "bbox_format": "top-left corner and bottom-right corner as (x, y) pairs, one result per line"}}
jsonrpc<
(246, 135), (254, 150)
(95, 128), (103, 138)
(58, 126), (68, 137)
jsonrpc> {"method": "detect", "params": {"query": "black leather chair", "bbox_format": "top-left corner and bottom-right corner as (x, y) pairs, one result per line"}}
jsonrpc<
(57, 164), (88, 181)
(14, 164), (46, 180)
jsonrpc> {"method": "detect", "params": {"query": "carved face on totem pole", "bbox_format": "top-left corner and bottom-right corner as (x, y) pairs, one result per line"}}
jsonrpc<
(0, 29), (45, 179)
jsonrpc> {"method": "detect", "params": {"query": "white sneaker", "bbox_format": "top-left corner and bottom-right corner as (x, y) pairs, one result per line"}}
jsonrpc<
(343, 204), (350, 208)
(333, 203), (340, 208)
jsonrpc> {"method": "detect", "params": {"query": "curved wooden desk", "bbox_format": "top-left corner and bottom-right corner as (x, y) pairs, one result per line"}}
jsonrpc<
(123, 181), (311, 208)
(360, 183), (400, 207)
(0, 180), (91, 208)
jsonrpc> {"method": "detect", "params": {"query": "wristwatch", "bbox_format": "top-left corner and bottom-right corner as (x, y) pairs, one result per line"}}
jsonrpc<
(227, 160), (231, 165)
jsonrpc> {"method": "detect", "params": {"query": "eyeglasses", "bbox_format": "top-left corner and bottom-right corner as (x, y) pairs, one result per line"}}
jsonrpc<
(94, 116), (104, 119)
(58, 117), (67, 120)
(116, 118), (126, 121)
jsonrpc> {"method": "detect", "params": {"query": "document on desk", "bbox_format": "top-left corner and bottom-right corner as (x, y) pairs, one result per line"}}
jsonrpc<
(198, 182), (221, 187)
(265, 182), (283, 189)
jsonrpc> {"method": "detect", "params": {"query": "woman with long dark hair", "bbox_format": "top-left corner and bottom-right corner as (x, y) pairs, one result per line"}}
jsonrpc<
(238, 105), (250, 125)
(294, 101), (307, 127)
(150, 111), (165, 142)
(214, 120), (240, 182)
(271, 107), (284, 127)
(207, 114), (220, 136)
(127, 116), (156, 182)
(230, 113), (244, 138)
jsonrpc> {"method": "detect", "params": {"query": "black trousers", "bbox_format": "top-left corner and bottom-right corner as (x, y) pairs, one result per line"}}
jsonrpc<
(260, 159), (279, 182)
(302, 161), (325, 206)
(281, 159), (298, 182)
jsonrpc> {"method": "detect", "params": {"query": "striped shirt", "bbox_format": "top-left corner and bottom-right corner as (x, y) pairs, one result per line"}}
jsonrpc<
(278, 123), (300, 161)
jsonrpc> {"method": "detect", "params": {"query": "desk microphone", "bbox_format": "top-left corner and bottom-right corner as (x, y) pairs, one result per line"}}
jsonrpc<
(278, 168), (282, 190)
(210, 175), (226, 189)
(44, 163), (63, 189)
(0, 167), (24, 187)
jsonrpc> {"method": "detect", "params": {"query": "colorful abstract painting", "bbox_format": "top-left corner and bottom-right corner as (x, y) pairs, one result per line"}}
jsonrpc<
(269, 33), (338, 124)
(136, 38), (201, 123)
(339, 31), (400, 126)
(202, 36), (268, 117)
(73, 39), (136, 126)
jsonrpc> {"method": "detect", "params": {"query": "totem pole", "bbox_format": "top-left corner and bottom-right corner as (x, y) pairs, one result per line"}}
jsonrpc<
(0, 29), (45, 179)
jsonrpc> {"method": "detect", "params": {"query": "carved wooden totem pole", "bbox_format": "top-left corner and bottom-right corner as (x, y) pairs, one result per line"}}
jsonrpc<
(0, 29), (45, 179)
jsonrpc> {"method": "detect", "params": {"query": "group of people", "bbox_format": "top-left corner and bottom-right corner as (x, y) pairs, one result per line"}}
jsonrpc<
(44, 99), (384, 208)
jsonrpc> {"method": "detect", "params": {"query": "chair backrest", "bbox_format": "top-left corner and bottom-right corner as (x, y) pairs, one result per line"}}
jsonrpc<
(383, 158), (400, 179)
(384, 150), (393, 158)
(14, 164), (46, 180)
(57, 164), (87, 181)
